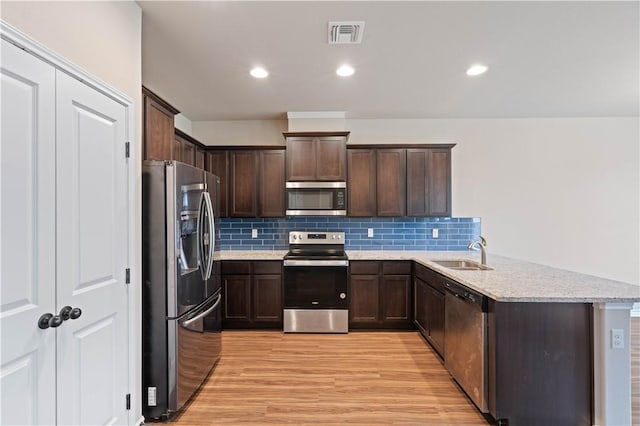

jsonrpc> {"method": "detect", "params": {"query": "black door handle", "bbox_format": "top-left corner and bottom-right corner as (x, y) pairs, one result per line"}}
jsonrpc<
(38, 306), (82, 330)
(59, 305), (82, 320)
(38, 313), (53, 329)
(70, 307), (82, 320)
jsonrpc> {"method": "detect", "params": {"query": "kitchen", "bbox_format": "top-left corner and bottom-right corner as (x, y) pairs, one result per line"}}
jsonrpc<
(1, 1), (638, 426)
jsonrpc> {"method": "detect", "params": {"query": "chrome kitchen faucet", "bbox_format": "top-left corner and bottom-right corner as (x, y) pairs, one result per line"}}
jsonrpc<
(468, 236), (487, 266)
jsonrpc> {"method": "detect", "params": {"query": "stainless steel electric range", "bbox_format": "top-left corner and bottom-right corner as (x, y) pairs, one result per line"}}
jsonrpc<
(283, 231), (348, 333)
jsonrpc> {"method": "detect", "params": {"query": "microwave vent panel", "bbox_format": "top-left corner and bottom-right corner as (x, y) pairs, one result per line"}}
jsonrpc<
(328, 21), (365, 44)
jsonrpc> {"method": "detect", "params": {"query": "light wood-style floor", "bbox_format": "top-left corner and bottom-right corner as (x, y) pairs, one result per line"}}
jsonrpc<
(168, 321), (640, 425)
(170, 331), (488, 425)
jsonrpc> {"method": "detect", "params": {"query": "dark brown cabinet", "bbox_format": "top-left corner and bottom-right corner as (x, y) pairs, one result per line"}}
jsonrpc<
(173, 132), (196, 166)
(347, 145), (453, 218)
(143, 87), (179, 161)
(376, 149), (406, 216)
(195, 147), (205, 169)
(413, 262), (445, 357)
(208, 148), (285, 218)
(406, 148), (451, 216)
(349, 261), (412, 329)
(347, 149), (376, 217)
(488, 301), (592, 425)
(284, 132), (348, 181)
(229, 151), (258, 217)
(222, 261), (282, 328)
(206, 150), (229, 217)
(258, 150), (285, 217)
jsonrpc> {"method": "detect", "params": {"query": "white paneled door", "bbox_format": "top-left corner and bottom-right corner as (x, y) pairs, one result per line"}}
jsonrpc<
(1, 39), (130, 425)
(1, 38), (57, 426)
(55, 72), (129, 425)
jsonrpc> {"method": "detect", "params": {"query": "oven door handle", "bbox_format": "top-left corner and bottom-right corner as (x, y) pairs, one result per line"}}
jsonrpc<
(283, 260), (349, 267)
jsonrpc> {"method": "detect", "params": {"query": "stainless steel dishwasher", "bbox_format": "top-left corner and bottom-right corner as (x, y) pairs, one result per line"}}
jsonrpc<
(444, 279), (489, 413)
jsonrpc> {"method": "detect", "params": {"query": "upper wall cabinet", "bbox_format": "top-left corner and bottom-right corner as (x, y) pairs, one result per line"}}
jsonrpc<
(284, 132), (349, 181)
(347, 145), (454, 218)
(143, 86), (179, 161)
(207, 148), (285, 218)
(406, 148), (451, 217)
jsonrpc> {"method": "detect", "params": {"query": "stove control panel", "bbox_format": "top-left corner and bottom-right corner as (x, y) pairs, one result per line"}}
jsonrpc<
(289, 231), (345, 245)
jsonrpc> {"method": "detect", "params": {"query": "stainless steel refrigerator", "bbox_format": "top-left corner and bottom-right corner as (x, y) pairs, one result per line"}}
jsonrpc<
(142, 160), (222, 420)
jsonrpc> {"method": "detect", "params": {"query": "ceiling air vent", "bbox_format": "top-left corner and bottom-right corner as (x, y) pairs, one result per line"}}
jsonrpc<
(328, 21), (365, 44)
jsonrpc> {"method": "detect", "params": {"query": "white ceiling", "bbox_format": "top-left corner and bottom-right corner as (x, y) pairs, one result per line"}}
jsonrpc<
(139, 1), (639, 121)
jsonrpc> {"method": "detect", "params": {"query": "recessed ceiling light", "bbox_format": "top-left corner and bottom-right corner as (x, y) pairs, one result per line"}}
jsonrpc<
(336, 65), (355, 77)
(250, 67), (268, 78)
(466, 64), (488, 76)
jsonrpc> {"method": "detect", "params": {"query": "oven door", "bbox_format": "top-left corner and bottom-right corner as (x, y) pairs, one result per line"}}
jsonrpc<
(283, 261), (348, 309)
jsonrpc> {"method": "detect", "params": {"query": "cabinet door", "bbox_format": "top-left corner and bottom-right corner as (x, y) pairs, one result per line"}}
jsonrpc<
(144, 94), (174, 160)
(229, 150), (257, 217)
(207, 151), (228, 217)
(426, 286), (445, 356)
(286, 137), (316, 181)
(349, 275), (380, 324)
(376, 149), (406, 216)
(195, 148), (205, 169)
(406, 148), (451, 217)
(414, 278), (429, 336)
(406, 149), (428, 216)
(0, 40), (57, 425)
(427, 149), (451, 216)
(316, 137), (346, 181)
(259, 150), (285, 217)
(347, 149), (376, 216)
(223, 275), (252, 322)
(56, 72), (129, 425)
(172, 136), (183, 162)
(182, 139), (196, 166)
(253, 275), (282, 323)
(381, 275), (411, 322)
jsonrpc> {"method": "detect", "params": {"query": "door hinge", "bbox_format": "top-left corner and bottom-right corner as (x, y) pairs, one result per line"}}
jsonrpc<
(125, 141), (130, 158)
(126, 393), (131, 410)
(125, 268), (130, 284)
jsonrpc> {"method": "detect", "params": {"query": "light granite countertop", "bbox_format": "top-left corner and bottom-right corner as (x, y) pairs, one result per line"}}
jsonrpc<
(218, 250), (640, 303)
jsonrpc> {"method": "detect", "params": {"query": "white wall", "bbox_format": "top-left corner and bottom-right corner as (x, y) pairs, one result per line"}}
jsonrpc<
(174, 113), (193, 136)
(195, 117), (640, 286)
(193, 119), (287, 145)
(1, 1), (144, 422)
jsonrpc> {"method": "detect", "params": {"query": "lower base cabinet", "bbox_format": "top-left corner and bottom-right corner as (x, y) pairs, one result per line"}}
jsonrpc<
(413, 263), (445, 357)
(488, 301), (593, 425)
(222, 261), (282, 328)
(349, 261), (413, 329)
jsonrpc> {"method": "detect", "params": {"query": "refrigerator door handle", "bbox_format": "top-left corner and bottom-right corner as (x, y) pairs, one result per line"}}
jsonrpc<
(203, 191), (215, 280)
(196, 191), (207, 281)
(183, 293), (221, 327)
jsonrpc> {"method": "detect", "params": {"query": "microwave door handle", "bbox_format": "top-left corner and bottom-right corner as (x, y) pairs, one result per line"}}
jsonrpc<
(196, 191), (207, 281)
(203, 191), (215, 280)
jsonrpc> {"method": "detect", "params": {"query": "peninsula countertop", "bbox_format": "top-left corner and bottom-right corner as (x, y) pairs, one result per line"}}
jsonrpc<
(218, 250), (640, 303)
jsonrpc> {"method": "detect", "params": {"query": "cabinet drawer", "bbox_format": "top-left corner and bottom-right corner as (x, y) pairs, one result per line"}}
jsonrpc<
(382, 261), (411, 275)
(350, 261), (380, 275)
(253, 261), (282, 275)
(222, 261), (251, 275)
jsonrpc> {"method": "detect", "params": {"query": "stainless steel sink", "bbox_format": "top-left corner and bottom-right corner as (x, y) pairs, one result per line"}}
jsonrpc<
(431, 259), (493, 271)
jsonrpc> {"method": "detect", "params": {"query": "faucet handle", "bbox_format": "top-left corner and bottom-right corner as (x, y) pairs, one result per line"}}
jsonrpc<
(480, 236), (486, 246)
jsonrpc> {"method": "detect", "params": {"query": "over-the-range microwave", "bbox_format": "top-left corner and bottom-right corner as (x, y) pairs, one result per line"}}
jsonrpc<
(285, 182), (346, 216)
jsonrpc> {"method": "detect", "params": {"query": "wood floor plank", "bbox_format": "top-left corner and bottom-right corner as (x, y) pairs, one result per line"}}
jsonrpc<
(168, 331), (488, 425)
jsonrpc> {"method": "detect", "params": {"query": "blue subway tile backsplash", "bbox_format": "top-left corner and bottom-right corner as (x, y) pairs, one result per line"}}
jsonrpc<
(218, 217), (481, 251)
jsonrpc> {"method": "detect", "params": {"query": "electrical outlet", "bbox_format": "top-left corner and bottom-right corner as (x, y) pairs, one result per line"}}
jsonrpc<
(251, 229), (258, 238)
(611, 328), (624, 349)
(432, 228), (439, 238)
(367, 228), (374, 238)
